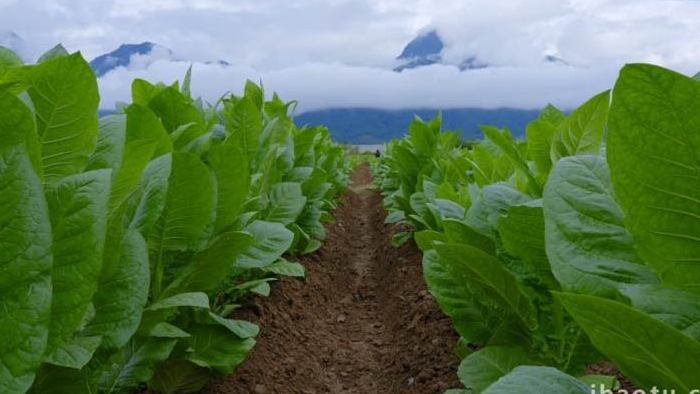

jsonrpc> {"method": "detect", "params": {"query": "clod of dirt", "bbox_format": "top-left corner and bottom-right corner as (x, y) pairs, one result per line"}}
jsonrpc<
(203, 163), (460, 394)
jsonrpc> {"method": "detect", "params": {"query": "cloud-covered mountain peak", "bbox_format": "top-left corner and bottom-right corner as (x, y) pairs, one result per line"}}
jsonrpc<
(394, 29), (489, 72)
(90, 42), (235, 77)
(90, 42), (174, 77)
(394, 30), (443, 72)
(397, 30), (443, 60)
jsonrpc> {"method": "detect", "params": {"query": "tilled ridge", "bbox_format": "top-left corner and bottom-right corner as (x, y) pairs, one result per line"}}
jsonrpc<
(204, 163), (460, 394)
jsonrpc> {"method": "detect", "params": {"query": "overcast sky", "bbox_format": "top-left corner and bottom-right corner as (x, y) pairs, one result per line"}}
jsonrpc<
(2, 0), (700, 111)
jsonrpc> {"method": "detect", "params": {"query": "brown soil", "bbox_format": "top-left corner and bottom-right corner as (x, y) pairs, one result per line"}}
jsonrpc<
(587, 362), (637, 393)
(204, 163), (461, 394)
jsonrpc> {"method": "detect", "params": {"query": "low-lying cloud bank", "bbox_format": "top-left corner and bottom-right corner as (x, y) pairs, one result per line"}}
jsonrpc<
(4, 0), (700, 113)
(98, 59), (627, 113)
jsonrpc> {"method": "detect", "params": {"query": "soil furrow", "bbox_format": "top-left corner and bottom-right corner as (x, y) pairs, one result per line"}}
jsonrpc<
(204, 163), (460, 394)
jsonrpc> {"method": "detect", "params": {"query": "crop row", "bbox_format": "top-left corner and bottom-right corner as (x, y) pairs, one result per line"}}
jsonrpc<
(376, 63), (700, 393)
(0, 46), (349, 393)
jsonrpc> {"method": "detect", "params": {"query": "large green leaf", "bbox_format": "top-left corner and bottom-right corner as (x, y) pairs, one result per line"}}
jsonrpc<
(147, 292), (210, 311)
(28, 53), (99, 182)
(301, 168), (331, 201)
(414, 230), (445, 251)
(265, 182), (306, 225)
(550, 90), (609, 162)
(466, 183), (531, 238)
(44, 335), (102, 370)
(442, 219), (495, 254)
(422, 250), (491, 343)
(163, 231), (254, 296)
(293, 128), (318, 162)
(428, 198), (465, 222)
(391, 144), (420, 190)
(457, 346), (530, 393)
(185, 325), (255, 374)
(619, 284), (700, 340)
(147, 152), (216, 294)
(86, 229), (150, 349)
(129, 154), (171, 238)
(468, 143), (513, 186)
(481, 126), (541, 196)
(526, 104), (565, 178)
(148, 322), (190, 338)
(434, 243), (537, 334)
(44, 169), (111, 363)
(607, 64), (700, 291)
(244, 80), (264, 110)
(237, 221), (294, 268)
(148, 359), (212, 394)
(98, 337), (177, 393)
(107, 105), (170, 211)
(262, 259), (306, 278)
(408, 116), (438, 157)
(0, 93), (52, 393)
(206, 312), (259, 339)
(482, 366), (590, 394)
(207, 140), (250, 232)
(226, 96), (262, 160)
(543, 155), (657, 297)
(147, 86), (205, 149)
(498, 201), (557, 287)
(560, 293), (700, 391)
(131, 78), (159, 106)
(409, 192), (438, 229)
(86, 115), (126, 172)
(182, 65), (193, 98)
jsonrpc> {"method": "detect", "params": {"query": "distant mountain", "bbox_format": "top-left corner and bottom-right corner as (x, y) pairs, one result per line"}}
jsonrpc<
(394, 30), (488, 72)
(395, 29), (572, 72)
(90, 42), (233, 77)
(394, 30), (443, 71)
(295, 107), (541, 144)
(90, 42), (173, 77)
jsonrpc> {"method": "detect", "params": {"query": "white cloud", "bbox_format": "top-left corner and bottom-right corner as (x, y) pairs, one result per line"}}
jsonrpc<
(2, 0), (700, 111)
(108, 0), (266, 18)
(127, 45), (173, 70)
(97, 56), (618, 113)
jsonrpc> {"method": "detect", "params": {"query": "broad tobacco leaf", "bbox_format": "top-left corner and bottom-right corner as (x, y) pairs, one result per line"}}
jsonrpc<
(0, 92), (52, 393)
(608, 64), (700, 292)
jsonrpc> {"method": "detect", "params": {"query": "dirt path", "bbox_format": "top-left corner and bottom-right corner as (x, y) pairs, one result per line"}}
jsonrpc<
(204, 163), (460, 394)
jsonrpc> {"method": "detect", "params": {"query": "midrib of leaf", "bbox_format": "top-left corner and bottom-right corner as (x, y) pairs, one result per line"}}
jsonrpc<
(448, 247), (534, 331)
(569, 295), (690, 390)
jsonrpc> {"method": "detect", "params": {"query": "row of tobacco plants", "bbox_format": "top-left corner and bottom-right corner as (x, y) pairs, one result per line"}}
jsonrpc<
(0, 46), (349, 393)
(377, 63), (700, 393)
